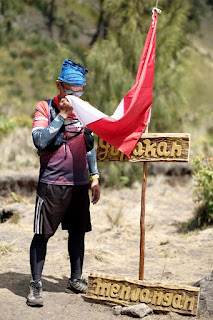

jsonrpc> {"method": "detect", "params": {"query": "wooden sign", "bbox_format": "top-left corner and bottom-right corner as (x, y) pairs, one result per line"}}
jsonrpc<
(86, 273), (200, 316)
(97, 133), (190, 162)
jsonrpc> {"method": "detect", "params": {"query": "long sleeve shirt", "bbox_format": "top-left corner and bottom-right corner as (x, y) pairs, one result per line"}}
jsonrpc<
(32, 95), (99, 185)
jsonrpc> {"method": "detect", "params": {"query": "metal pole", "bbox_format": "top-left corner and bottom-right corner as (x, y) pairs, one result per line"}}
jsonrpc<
(139, 126), (148, 280)
(156, 0), (158, 7)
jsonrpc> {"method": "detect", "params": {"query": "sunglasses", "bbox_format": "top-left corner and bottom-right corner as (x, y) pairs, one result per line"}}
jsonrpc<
(60, 82), (84, 97)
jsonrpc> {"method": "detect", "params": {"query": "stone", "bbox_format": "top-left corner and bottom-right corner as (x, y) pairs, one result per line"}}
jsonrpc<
(112, 305), (122, 315)
(121, 303), (153, 318)
(194, 271), (213, 316)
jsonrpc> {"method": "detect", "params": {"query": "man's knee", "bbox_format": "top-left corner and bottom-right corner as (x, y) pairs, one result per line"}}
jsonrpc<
(68, 230), (85, 238)
(33, 233), (51, 242)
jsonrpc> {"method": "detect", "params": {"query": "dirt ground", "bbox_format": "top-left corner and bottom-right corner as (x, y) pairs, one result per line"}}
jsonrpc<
(0, 173), (212, 320)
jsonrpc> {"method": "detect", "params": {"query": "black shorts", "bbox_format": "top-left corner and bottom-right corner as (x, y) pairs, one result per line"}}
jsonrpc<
(34, 182), (91, 237)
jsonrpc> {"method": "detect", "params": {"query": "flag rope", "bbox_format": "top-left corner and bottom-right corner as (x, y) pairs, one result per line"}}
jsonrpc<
(152, 7), (161, 27)
(152, 7), (162, 18)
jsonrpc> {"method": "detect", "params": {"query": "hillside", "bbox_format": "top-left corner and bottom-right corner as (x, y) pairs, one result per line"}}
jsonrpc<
(184, 9), (213, 156)
(0, 0), (212, 175)
(0, 0), (100, 115)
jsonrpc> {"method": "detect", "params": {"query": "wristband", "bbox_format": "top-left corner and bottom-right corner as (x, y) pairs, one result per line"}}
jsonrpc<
(90, 174), (99, 180)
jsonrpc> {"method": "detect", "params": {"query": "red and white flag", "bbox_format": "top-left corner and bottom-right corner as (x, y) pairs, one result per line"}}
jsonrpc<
(67, 10), (160, 157)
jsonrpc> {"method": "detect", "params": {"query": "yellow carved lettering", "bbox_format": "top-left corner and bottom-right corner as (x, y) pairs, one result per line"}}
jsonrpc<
(172, 294), (183, 309)
(130, 288), (141, 302)
(133, 142), (144, 156)
(98, 139), (110, 161)
(110, 284), (120, 298)
(162, 293), (173, 307)
(93, 279), (111, 297)
(183, 296), (195, 311)
(140, 289), (151, 303)
(119, 285), (131, 300)
(170, 142), (182, 157)
(90, 277), (197, 315)
(143, 139), (156, 157)
(151, 291), (163, 305)
(111, 146), (120, 156)
(120, 152), (126, 161)
(157, 142), (170, 156)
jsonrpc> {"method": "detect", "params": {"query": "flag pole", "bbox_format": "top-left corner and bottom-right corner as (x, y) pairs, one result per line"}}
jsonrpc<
(139, 1), (160, 281)
(139, 125), (148, 280)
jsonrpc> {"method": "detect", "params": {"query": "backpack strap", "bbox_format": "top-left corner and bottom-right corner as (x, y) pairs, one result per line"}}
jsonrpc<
(44, 98), (93, 152)
(47, 98), (83, 143)
(48, 98), (52, 124)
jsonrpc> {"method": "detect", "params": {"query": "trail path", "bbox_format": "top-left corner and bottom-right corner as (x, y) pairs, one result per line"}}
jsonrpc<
(0, 174), (212, 320)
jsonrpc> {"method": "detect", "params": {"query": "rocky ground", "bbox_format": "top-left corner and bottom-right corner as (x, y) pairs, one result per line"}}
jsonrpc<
(0, 172), (212, 320)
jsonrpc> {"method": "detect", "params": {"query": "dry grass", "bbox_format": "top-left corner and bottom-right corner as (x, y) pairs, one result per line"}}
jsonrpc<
(105, 205), (124, 230)
(0, 176), (212, 319)
(10, 192), (29, 205)
(8, 211), (20, 224)
(0, 243), (15, 255)
(94, 249), (108, 263)
(0, 127), (39, 170)
(160, 240), (170, 246)
(87, 248), (109, 263)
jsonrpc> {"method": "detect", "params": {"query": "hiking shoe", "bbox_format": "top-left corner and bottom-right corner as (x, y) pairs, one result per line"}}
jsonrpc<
(27, 280), (43, 307)
(65, 278), (87, 294)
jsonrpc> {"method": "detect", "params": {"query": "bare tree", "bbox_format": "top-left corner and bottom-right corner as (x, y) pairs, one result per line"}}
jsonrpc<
(47, 0), (55, 32)
(0, 0), (6, 15)
(90, 0), (108, 45)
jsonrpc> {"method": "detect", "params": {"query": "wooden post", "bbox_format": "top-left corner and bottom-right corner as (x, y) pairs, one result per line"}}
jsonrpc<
(139, 126), (148, 280)
(139, 162), (147, 280)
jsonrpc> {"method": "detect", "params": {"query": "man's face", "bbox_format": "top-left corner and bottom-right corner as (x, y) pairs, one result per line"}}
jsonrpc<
(56, 80), (84, 99)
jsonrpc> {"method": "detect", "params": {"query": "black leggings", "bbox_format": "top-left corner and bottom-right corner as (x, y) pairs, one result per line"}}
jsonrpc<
(30, 232), (85, 282)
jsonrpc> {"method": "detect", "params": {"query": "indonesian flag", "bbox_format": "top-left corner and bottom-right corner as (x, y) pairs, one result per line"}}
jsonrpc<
(67, 10), (159, 157)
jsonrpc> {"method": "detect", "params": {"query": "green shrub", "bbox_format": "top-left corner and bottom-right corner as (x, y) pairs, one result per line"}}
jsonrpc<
(98, 160), (142, 188)
(14, 114), (32, 128)
(192, 156), (213, 227)
(0, 114), (30, 141)
(0, 115), (16, 139)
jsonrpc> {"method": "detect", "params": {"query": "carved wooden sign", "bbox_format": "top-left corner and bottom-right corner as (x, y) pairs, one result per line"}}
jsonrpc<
(86, 273), (199, 316)
(97, 133), (190, 162)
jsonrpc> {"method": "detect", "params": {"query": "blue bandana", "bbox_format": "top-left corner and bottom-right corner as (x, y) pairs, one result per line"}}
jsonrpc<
(58, 59), (87, 86)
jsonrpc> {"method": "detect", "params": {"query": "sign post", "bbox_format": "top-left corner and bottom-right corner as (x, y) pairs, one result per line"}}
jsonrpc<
(139, 125), (148, 281)
(96, 132), (190, 280)
(140, 159), (147, 280)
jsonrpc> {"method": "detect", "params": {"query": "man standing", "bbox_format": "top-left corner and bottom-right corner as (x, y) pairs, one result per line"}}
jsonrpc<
(27, 59), (100, 307)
